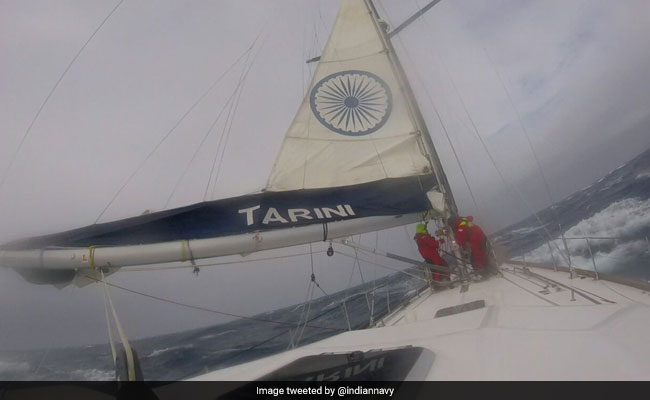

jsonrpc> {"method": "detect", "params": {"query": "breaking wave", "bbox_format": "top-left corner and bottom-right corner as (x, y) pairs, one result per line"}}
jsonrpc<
(520, 197), (650, 274)
(498, 147), (650, 280)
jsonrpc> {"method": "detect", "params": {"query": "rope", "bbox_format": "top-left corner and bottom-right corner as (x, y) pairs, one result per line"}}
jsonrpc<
(82, 273), (342, 332)
(295, 244), (320, 345)
(187, 297), (346, 378)
(101, 275), (118, 366)
(100, 270), (135, 381)
(95, 33), (260, 222)
(203, 78), (241, 200)
(337, 249), (428, 283)
(354, 248), (366, 284)
(163, 57), (254, 208)
(481, 44), (555, 207)
(309, 243), (329, 297)
(295, 283), (315, 346)
(32, 348), (50, 376)
(0, 0), (125, 198)
(409, 4), (568, 263)
(397, 1), (481, 215)
(123, 250), (326, 272)
(208, 33), (267, 200)
(210, 65), (254, 200)
(203, 49), (254, 200)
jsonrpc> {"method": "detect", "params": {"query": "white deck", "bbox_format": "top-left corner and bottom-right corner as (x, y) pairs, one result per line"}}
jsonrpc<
(192, 263), (650, 380)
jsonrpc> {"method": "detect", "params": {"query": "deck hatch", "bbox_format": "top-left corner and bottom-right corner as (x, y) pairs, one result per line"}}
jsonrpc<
(435, 300), (485, 318)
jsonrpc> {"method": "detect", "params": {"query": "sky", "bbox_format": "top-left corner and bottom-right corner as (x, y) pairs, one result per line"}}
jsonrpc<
(0, 0), (649, 350)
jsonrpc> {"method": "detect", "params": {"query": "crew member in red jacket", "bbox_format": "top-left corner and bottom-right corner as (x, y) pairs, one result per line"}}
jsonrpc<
(448, 216), (489, 273)
(414, 223), (448, 281)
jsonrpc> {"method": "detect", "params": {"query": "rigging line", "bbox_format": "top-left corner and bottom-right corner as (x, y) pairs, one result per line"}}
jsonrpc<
(404, 225), (419, 253)
(292, 280), (314, 344)
(599, 280), (647, 305)
(375, 0), (393, 25)
(500, 271), (560, 306)
(481, 44), (555, 207)
(309, 242), (329, 297)
(293, 247), (320, 338)
(337, 250), (428, 283)
(354, 248), (366, 284)
(210, 56), (256, 199)
(203, 48), (254, 200)
(296, 243), (325, 344)
(413, 9), (568, 263)
(457, 97), (569, 264)
(101, 275), (118, 366)
(32, 348), (50, 376)
(94, 36), (260, 223)
(396, 4), (480, 215)
(296, 283), (316, 346)
(208, 35), (266, 200)
(210, 95), (245, 201)
(414, 14), (566, 258)
(163, 84), (242, 209)
(123, 250), (327, 272)
(101, 270), (135, 381)
(205, 298), (347, 375)
(346, 248), (360, 294)
(388, 0), (443, 38)
(204, 78), (241, 200)
(214, 329), (292, 371)
(301, 7), (306, 97)
(312, 7), (323, 57)
(162, 47), (260, 209)
(0, 0), (124, 198)
(290, 282), (311, 343)
(81, 273), (343, 332)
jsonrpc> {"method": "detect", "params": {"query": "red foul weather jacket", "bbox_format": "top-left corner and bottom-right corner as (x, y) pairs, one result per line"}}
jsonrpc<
(452, 216), (489, 269)
(414, 233), (448, 267)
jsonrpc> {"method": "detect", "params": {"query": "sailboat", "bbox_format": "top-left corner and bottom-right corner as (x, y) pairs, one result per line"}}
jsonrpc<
(2, 0), (650, 387)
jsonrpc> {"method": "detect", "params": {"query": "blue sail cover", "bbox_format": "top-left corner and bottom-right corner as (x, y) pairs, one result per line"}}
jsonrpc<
(1, 175), (436, 250)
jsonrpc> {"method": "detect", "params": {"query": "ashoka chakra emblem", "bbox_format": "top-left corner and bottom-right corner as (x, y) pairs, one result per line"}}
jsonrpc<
(310, 70), (392, 136)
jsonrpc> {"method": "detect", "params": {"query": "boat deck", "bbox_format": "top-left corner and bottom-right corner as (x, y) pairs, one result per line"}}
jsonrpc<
(192, 263), (650, 380)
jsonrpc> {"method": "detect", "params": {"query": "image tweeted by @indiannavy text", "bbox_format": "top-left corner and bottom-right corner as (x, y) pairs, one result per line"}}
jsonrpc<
(256, 384), (395, 397)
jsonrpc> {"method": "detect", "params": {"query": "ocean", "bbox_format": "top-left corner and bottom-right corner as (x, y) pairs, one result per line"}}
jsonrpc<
(0, 268), (427, 381)
(493, 146), (650, 281)
(2, 147), (649, 381)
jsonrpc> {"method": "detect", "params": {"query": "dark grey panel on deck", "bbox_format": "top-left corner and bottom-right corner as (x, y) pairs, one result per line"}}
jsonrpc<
(257, 346), (431, 381)
(435, 300), (486, 318)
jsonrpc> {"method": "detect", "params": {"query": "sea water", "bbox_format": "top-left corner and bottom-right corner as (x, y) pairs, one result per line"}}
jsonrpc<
(3, 148), (649, 381)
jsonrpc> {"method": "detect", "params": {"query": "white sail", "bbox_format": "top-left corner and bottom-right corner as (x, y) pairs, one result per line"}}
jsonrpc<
(0, 0), (448, 284)
(266, 0), (433, 191)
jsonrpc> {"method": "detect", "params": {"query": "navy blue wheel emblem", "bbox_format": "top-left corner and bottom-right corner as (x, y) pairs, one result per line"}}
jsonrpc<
(310, 70), (392, 136)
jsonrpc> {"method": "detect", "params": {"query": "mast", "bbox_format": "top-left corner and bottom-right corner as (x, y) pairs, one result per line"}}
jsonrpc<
(365, 0), (458, 218)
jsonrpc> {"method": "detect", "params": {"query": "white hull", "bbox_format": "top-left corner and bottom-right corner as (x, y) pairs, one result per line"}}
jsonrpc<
(190, 263), (650, 381)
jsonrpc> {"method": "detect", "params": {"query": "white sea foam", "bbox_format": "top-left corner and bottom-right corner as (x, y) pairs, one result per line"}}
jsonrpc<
(199, 330), (237, 340)
(69, 368), (115, 381)
(636, 170), (650, 180)
(147, 343), (194, 358)
(509, 226), (544, 235)
(0, 360), (31, 374)
(562, 198), (650, 239)
(521, 198), (650, 272)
